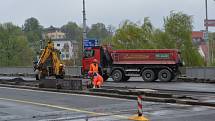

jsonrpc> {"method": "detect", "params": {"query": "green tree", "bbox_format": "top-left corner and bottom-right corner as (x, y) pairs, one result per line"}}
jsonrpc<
(23, 17), (43, 52)
(61, 22), (82, 40)
(209, 32), (215, 65)
(0, 23), (33, 66)
(109, 18), (154, 49)
(164, 11), (204, 66)
(87, 23), (112, 41)
(153, 29), (175, 49)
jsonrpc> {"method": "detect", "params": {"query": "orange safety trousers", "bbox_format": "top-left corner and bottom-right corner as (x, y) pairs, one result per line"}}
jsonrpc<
(93, 73), (103, 88)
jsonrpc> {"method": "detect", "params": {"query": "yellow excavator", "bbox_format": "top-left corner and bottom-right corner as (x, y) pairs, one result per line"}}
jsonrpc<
(34, 40), (65, 80)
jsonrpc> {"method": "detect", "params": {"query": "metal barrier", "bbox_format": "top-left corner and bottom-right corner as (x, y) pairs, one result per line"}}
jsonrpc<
(0, 66), (82, 76)
(185, 67), (215, 80)
(65, 66), (82, 76)
(0, 66), (215, 80)
(0, 67), (34, 74)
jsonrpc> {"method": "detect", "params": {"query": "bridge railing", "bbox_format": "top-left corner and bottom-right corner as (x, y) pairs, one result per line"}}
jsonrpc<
(0, 66), (82, 77)
(184, 67), (215, 80)
(0, 66), (215, 80)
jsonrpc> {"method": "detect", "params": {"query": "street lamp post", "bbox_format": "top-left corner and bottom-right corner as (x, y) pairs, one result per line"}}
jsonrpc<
(82, 0), (87, 52)
(205, 0), (210, 65)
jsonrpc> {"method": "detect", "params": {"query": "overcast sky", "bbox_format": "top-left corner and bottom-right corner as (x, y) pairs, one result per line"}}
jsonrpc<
(0, 0), (214, 31)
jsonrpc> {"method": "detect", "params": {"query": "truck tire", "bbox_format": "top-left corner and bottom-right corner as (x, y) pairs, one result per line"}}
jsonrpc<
(142, 69), (155, 82)
(123, 76), (130, 82)
(158, 69), (172, 82)
(112, 69), (123, 82)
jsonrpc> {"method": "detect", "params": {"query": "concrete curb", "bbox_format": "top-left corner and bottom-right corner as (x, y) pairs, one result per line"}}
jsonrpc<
(178, 77), (215, 83)
(0, 74), (81, 79)
(90, 88), (174, 98)
(0, 83), (215, 107)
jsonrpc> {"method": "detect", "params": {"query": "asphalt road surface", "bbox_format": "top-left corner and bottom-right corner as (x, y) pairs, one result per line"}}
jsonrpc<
(105, 77), (215, 93)
(2, 76), (215, 93)
(0, 87), (215, 121)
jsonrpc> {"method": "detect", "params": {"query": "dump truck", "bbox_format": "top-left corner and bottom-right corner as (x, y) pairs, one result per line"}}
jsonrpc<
(34, 41), (65, 80)
(82, 46), (183, 82)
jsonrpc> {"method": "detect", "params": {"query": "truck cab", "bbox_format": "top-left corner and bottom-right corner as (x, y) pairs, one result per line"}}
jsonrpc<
(82, 46), (112, 81)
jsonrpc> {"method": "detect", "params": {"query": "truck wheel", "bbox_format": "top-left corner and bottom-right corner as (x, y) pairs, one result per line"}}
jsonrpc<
(158, 69), (172, 82)
(142, 69), (155, 82)
(112, 69), (123, 82)
(123, 76), (130, 82)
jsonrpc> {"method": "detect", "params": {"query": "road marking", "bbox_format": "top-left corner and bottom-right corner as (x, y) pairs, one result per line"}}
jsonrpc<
(0, 86), (133, 102)
(0, 97), (128, 119)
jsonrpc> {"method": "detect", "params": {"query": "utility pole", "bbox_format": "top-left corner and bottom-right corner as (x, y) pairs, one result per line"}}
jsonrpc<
(205, 0), (210, 65)
(82, 0), (87, 52)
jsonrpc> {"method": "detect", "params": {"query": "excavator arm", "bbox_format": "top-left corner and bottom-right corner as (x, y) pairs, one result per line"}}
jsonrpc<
(51, 50), (64, 76)
(37, 41), (54, 67)
(34, 41), (65, 80)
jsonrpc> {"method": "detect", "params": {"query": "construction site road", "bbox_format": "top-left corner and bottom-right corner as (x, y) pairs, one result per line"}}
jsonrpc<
(105, 77), (215, 93)
(2, 76), (215, 93)
(1, 86), (215, 121)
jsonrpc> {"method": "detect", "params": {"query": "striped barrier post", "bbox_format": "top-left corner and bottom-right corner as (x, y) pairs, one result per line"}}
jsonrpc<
(137, 95), (143, 116)
(129, 94), (149, 121)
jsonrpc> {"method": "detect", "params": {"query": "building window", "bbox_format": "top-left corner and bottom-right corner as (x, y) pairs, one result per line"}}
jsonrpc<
(66, 54), (69, 58)
(57, 44), (60, 46)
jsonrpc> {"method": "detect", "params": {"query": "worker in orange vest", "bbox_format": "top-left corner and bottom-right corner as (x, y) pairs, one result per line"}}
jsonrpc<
(89, 59), (99, 75)
(88, 59), (99, 88)
(93, 72), (103, 88)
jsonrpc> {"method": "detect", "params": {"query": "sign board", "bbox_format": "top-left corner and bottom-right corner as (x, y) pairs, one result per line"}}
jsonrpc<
(203, 32), (209, 41)
(204, 19), (215, 27)
(83, 39), (99, 48)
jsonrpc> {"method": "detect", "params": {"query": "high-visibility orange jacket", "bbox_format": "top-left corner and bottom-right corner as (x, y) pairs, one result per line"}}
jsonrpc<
(93, 73), (103, 87)
(89, 63), (98, 73)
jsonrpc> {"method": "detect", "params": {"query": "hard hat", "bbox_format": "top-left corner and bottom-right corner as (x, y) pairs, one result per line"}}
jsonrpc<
(93, 59), (98, 63)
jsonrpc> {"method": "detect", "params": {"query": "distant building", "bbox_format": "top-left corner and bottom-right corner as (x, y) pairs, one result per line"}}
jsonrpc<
(198, 43), (208, 59)
(43, 26), (66, 40)
(192, 31), (205, 45)
(43, 26), (79, 61)
(53, 39), (78, 60)
(192, 31), (208, 61)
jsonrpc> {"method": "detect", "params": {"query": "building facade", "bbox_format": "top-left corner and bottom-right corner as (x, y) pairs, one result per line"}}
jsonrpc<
(43, 26), (79, 61)
(192, 31), (208, 61)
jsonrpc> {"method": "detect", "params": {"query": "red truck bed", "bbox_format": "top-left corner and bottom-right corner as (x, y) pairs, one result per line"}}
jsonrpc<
(110, 49), (179, 65)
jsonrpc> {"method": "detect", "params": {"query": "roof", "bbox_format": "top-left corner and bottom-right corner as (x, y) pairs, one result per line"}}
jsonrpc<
(44, 26), (61, 33)
(192, 31), (204, 38)
(52, 38), (77, 42)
